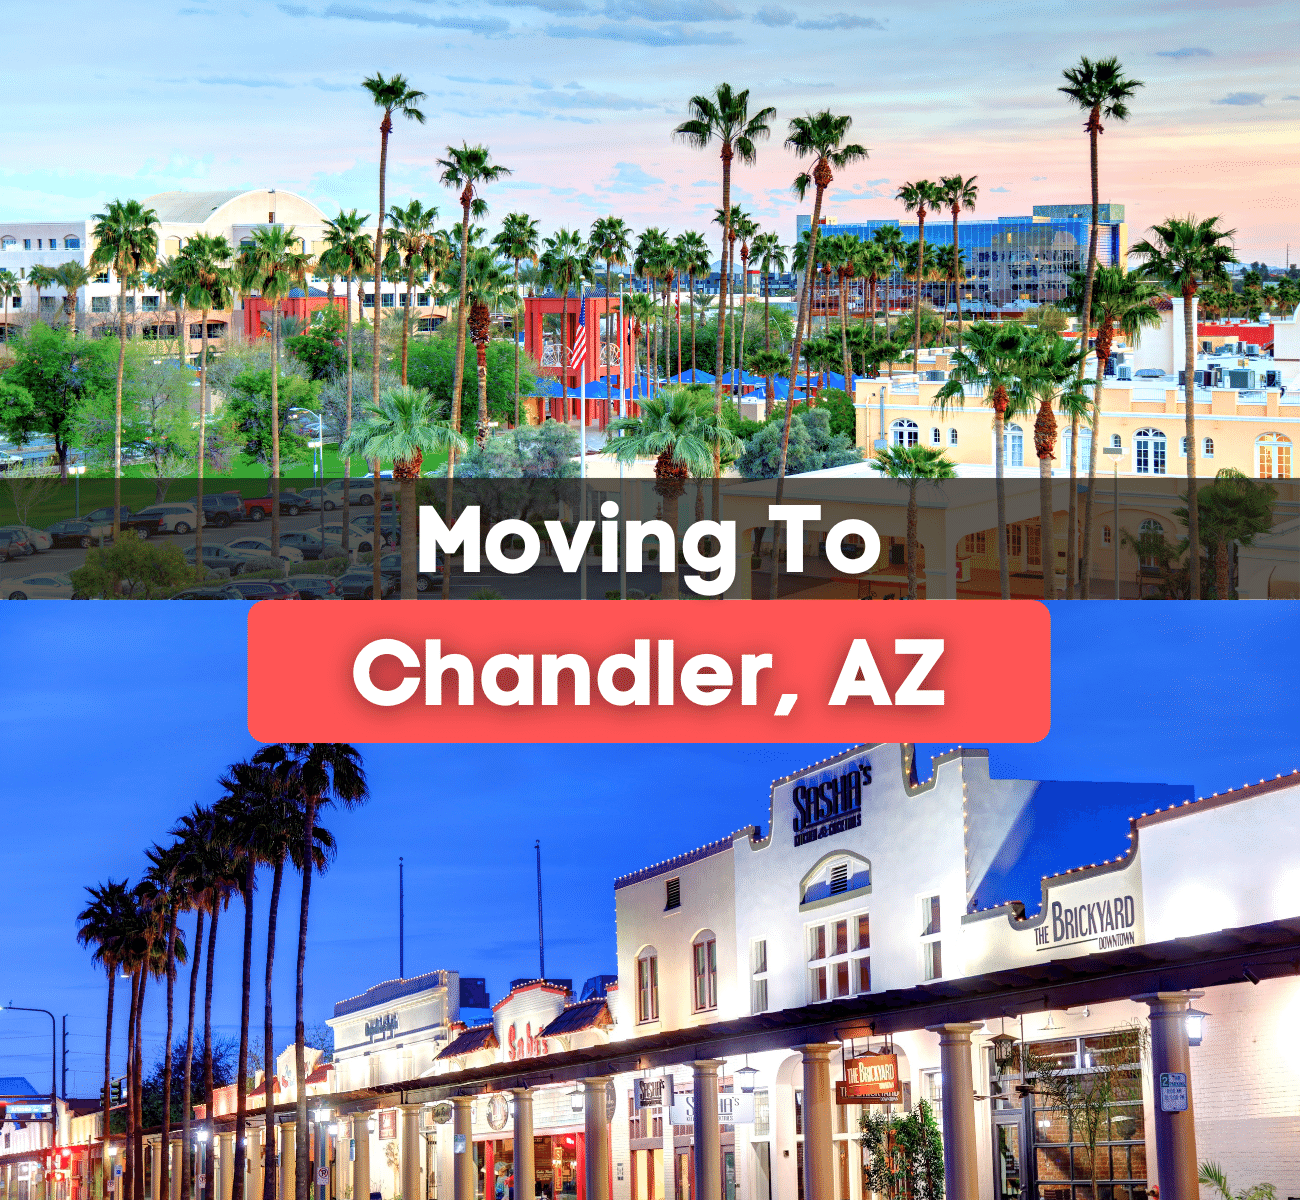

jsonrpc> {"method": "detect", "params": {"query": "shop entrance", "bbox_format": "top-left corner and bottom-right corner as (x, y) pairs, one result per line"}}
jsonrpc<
(993, 1115), (1025, 1200)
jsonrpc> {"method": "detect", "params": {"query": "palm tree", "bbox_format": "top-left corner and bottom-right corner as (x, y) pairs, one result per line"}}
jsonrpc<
(1132, 215), (1237, 599)
(52, 261), (92, 331)
(818, 232), (855, 390)
(493, 213), (542, 426)
(633, 228), (668, 396)
(936, 321), (1038, 598)
(251, 743), (368, 1200)
(676, 231), (711, 379)
(239, 226), (312, 555)
(90, 199), (159, 540)
(732, 212), (759, 382)
(77, 879), (131, 1200)
(438, 143), (511, 446)
(871, 443), (958, 598)
(747, 347), (787, 411)
(320, 209), (374, 556)
(624, 291), (656, 402)
(871, 226), (906, 344)
(603, 387), (742, 598)
(750, 231), (787, 351)
(385, 199), (439, 384)
(937, 175), (978, 348)
(342, 386), (466, 598)
(589, 216), (632, 397)
(0, 269), (19, 348)
(1198, 1162), (1277, 1200)
(460, 248), (515, 443)
(146, 257), (186, 367)
(936, 247), (967, 345)
(895, 180), (943, 366)
(1063, 265), (1162, 596)
(673, 84), (776, 481)
(855, 241), (888, 341)
(539, 229), (592, 421)
(28, 264), (57, 333)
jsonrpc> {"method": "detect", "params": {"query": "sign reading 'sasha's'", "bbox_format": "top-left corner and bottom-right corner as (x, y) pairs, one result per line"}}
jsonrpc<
(835, 1055), (901, 1105)
(792, 759), (871, 847)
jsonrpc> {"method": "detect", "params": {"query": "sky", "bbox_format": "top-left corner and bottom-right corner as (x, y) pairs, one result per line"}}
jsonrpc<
(4, 0), (1299, 262)
(0, 602), (1296, 1098)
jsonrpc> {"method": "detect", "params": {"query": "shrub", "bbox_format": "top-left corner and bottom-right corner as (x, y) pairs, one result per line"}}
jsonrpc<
(238, 554), (284, 574)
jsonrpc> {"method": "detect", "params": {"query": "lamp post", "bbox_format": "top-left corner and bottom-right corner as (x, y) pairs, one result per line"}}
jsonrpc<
(195, 1129), (209, 1200)
(296, 407), (328, 544)
(1102, 444), (1123, 599)
(0, 1006), (58, 1172)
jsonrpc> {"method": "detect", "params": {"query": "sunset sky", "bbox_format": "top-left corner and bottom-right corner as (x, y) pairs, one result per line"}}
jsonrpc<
(6, 1), (1297, 261)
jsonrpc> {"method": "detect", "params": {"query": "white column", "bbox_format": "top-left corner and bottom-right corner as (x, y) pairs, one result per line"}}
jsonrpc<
(1137, 993), (1200, 1200)
(582, 1078), (612, 1200)
(797, 1046), (836, 1200)
(152, 1142), (162, 1200)
(511, 1092), (534, 1200)
(220, 1137), (234, 1200)
(690, 1063), (722, 1200)
(451, 1100), (473, 1200)
(169, 1142), (182, 1200)
(247, 1128), (262, 1200)
(352, 1115), (371, 1200)
(279, 1124), (296, 1200)
(925, 1023), (983, 1200)
(401, 1108), (421, 1200)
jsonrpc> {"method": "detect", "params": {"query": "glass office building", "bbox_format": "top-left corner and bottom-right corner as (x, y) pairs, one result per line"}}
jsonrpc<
(795, 203), (1127, 310)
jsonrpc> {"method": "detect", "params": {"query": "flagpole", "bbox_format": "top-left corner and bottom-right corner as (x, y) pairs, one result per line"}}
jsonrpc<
(579, 292), (587, 600)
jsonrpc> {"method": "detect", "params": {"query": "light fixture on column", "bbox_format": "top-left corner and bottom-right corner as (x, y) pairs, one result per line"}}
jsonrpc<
(989, 1032), (1017, 1077)
(367, 1118), (377, 1134)
(316, 1108), (331, 1123)
(1184, 1007), (1209, 1047)
(196, 1131), (209, 1143)
(568, 1087), (583, 1114)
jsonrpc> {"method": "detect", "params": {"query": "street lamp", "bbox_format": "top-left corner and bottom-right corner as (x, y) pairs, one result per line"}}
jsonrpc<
(568, 1088), (583, 1114)
(734, 1061), (758, 1094)
(196, 1128), (210, 1199)
(1102, 444), (1123, 600)
(296, 406), (329, 542)
(0, 1006), (57, 1134)
(1185, 1007), (1209, 1047)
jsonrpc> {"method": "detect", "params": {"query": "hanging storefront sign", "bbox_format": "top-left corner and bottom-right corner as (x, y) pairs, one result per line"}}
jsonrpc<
(430, 1102), (454, 1126)
(486, 1095), (510, 1131)
(378, 1110), (397, 1140)
(669, 1085), (755, 1126)
(635, 1078), (665, 1109)
(835, 1055), (901, 1104)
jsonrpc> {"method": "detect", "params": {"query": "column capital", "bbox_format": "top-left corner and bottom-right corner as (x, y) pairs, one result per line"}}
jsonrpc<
(1133, 990), (1204, 1012)
(581, 1075), (613, 1088)
(399, 1102), (422, 1114)
(509, 1087), (531, 1099)
(691, 1059), (725, 1074)
(794, 1043), (840, 1062)
(451, 1095), (473, 1110)
(925, 1022), (984, 1041)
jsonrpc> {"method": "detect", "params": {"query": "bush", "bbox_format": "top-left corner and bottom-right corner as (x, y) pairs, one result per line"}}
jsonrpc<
(239, 555), (284, 574)
(317, 556), (350, 576)
(469, 586), (504, 600)
(69, 539), (191, 599)
(737, 407), (862, 479)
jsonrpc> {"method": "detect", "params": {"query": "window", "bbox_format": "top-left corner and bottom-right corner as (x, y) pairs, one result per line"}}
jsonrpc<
(808, 925), (826, 961)
(921, 895), (942, 980)
(891, 419), (919, 447)
(751, 939), (768, 1014)
(807, 912), (870, 1002)
(1003, 423), (1024, 468)
(95, 271), (109, 283)
(1026, 522), (1041, 567)
(1203, 438), (1214, 458)
(65, 237), (80, 249)
(948, 428), (958, 446)
(930, 427), (941, 445)
(1102, 525), (1112, 545)
(40, 296), (57, 311)
(692, 933), (717, 1012)
(1111, 433), (1122, 449)
(1008, 524), (1022, 558)
(23, 239), (31, 250)
(363, 293), (375, 307)
(92, 297), (111, 313)
(665, 877), (681, 911)
(142, 295), (160, 312)
(963, 531), (986, 555)
(0, 236), (13, 248)
(122, 297), (135, 314)
(381, 293), (395, 307)
(417, 292), (430, 306)
(9, 296), (18, 308)
(922, 895), (941, 936)
(399, 293), (409, 307)
(636, 949), (658, 1022)
(1134, 428), (1166, 475)
(1257, 433), (1291, 479)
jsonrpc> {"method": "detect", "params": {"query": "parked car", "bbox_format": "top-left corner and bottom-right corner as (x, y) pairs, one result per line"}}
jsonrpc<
(288, 575), (341, 599)
(244, 490), (314, 520)
(298, 487), (337, 511)
(378, 552), (441, 594)
(46, 520), (103, 549)
(6, 573), (75, 599)
(82, 505), (133, 524)
(132, 503), (200, 534)
(0, 529), (34, 559)
(322, 479), (378, 506)
(351, 513), (403, 544)
(0, 524), (52, 552)
(182, 544), (261, 573)
(266, 581), (301, 599)
(228, 579), (296, 600)
(170, 585), (245, 599)
(226, 537), (305, 564)
(275, 530), (345, 560)
(181, 491), (245, 528)
(320, 522), (384, 553)
(337, 566), (396, 599)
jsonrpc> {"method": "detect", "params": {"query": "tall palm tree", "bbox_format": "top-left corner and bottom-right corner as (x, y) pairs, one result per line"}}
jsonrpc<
(603, 387), (742, 598)
(856, 241), (888, 339)
(539, 229), (592, 421)
(461, 248), (515, 443)
(342, 386), (466, 598)
(385, 199), (439, 384)
(819, 232), (855, 390)
(320, 209), (374, 557)
(90, 199), (159, 540)
(362, 73), (426, 435)
(732, 212), (759, 382)
(871, 443), (958, 598)
(0, 269), (20, 347)
(632, 228), (668, 397)
(750, 232), (786, 353)
(28, 264), (56, 329)
(239, 226), (311, 555)
(1063, 265), (1162, 596)
(589, 216), (632, 394)
(673, 84), (776, 484)
(251, 742), (369, 1200)
(146, 257), (187, 367)
(437, 143), (511, 447)
(1132, 215), (1237, 599)
(493, 213), (542, 427)
(77, 879), (131, 1200)
(938, 175), (978, 348)
(871, 225), (906, 343)
(895, 180), (943, 365)
(676, 230), (711, 379)
(52, 261), (92, 331)
(936, 320), (1038, 598)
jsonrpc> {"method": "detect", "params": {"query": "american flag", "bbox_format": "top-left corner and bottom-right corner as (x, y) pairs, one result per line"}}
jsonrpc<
(569, 292), (587, 368)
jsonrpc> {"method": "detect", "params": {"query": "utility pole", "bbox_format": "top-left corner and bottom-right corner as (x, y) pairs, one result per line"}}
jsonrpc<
(535, 840), (545, 981)
(398, 857), (405, 980)
(61, 1015), (67, 1100)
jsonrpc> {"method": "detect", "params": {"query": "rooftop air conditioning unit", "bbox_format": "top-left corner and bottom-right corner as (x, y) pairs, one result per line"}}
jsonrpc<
(1228, 369), (1255, 389)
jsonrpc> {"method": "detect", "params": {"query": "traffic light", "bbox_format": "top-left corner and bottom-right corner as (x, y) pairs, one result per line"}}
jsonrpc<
(104, 1078), (126, 1108)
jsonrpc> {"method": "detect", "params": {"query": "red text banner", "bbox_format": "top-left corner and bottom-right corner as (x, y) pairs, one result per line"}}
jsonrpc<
(246, 600), (1050, 744)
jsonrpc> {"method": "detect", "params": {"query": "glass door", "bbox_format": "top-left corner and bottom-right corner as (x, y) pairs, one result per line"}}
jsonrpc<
(993, 1117), (1024, 1200)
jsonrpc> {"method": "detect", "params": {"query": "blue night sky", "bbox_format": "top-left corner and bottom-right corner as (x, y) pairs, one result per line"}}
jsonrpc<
(0, 603), (1295, 1097)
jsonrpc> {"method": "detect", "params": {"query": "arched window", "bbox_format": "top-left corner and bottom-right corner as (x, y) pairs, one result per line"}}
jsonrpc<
(1138, 518), (1165, 569)
(0, 236), (14, 248)
(1111, 433), (1122, 449)
(799, 851), (871, 906)
(1003, 423), (1024, 468)
(636, 946), (658, 1022)
(930, 427), (941, 445)
(948, 428), (958, 446)
(1203, 438), (1214, 458)
(1258, 433), (1292, 479)
(1061, 427), (1093, 469)
(891, 419), (919, 447)
(1134, 428), (1166, 475)
(64, 237), (80, 249)
(692, 931), (717, 1012)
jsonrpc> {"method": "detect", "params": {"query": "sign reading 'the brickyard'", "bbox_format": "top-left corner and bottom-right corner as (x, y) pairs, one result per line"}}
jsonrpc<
(836, 1055), (901, 1104)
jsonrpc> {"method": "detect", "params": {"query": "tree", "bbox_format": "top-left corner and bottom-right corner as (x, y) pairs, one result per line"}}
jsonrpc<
(385, 199), (441, 384)
(458, 422), (580, 478)
(239, 225), (312, 555)
(938, 174), (978, 347)
(747, 347), (786, 408)
(673, 84), (776, 489)
(0, 268), (20, 347)
(29, 264), (57, 327)
(1198, 1163), (1277, 1200)
(589, 215), (632, 407)
(1132, 214), (1237, 599)
(677, 230), (712, 379)
(896, 180), (944, 365)
(0, 323), (116, 476)
(462, 248), (515, 444)
(69, 538), (191, 598)
(438, 142), (510, 447)
(539, 228), (593, 422)
(341, 385), (466, 597)
(738, 406), (859, 480)
(872, 225), (907, 344)
(1023, 1025), (1145, 1200)
(225, 368), (315, 471)
(936, 321), (1038, 598)
(286, 305), (347, 380)
(52, 261), (93, 331)
(872, 442), (958, 597)
(774, 111), (868, 586)
(1178, 468), (1277, 599)
(859, 1101), (944, 1200)
(250, 743), (368, 1200)
(603, 386), (742, 598)
(90, 199), (159, 539)
(494, 213), (542, 427)
(1063, 265), (1162, 596)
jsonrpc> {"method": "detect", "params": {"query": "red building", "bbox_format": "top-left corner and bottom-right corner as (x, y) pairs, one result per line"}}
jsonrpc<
(243, 288), (347, 340)
(523, 294), (633, 428)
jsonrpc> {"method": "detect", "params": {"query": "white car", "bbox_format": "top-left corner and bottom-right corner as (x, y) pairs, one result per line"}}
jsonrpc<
(7, 573), (75, 599)
(134, 503), (200, 533)
(322, 479), (378, 505)
(320, 522), (386, 553)
(226, 537), (305, 564)
(1, 524), (53, 552)
(298, 488), (337, 511)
